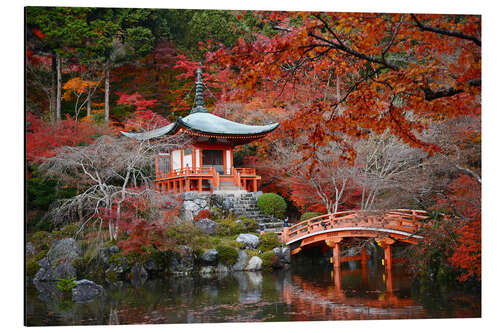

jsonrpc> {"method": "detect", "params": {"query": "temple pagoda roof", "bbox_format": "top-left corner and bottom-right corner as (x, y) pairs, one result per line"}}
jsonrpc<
(121, 68), (279, 142)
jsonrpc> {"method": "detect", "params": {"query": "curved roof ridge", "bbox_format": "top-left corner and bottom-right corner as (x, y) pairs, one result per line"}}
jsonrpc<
(121, 111), (279, 141)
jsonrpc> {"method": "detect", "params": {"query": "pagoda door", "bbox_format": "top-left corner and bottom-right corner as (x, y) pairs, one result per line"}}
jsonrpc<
(202, 150), (224, 174)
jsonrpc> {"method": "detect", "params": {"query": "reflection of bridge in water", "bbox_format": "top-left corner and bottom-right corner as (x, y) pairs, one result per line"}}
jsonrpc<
(282, 269), (426, 320)
(279, 210), (431, 319)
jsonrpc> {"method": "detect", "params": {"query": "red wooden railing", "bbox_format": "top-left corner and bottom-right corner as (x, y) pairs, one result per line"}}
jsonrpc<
(235, 168), (257, 176)
(157, 166), (214, 180)
(281, 209), (428, 244)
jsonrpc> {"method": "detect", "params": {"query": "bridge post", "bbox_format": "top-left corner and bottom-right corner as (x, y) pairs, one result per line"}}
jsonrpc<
(360, 247), (368, 267)
(384, 245), (393, 272)
(333, 242), (341, 269)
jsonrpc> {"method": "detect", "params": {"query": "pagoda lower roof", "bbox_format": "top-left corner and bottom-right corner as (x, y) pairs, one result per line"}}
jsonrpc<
(121, 112), (279, 141)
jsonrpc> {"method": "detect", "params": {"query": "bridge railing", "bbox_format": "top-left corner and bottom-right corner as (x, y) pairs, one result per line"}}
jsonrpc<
(282, 209), (429, 243)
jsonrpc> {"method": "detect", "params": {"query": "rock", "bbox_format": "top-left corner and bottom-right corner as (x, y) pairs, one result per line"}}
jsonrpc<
(47, 238), (82, 264)
(216, 263), (230, 273)
(194, 198), (208, 209)
(246, 256), (263, 271)
(105, 257), (129, 281)
(194, 218), (219, 235)
(72, 279), (104, 303)
(199, 266), (214, 277)
(181, 192), (198, 201)
(169, 246), (194, 274)
(273, 247), (291, 265)
(143, 255), (166, 274)
(183, 201), (200, 213)
(98, 245), (120, 265)
(130, 263), (148, 282)
(34, 260), (77, 282)
(33, 242), (79, 281)
(201, 249), (218, 265)
(232, 250), (249, 271)
(26, 242), (35, 258)
(236, 234), (260, 249)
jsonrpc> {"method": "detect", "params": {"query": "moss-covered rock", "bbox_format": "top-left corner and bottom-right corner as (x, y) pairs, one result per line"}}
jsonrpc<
(260, 250), (279, 270)
(259, 232), (281, 252)
(215, 245), (238, 266)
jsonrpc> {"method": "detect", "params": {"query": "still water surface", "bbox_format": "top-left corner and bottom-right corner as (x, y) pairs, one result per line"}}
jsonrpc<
(26, 262), (480, 325)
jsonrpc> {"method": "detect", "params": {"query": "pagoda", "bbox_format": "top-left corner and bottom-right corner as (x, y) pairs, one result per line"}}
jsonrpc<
(121, 69), (279, 194)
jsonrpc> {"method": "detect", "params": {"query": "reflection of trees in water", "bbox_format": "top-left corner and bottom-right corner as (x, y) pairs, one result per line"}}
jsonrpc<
(26, 267), (480, 325)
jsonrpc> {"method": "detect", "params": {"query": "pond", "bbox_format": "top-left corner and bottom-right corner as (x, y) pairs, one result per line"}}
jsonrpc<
(25, 260), (480, 326)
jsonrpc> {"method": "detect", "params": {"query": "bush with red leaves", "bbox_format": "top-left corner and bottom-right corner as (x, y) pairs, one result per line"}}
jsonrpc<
(194, 209), (211, 221)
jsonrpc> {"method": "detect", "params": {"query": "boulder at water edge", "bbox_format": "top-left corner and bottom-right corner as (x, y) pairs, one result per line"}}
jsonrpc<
(232, 250), (249, 271)
(72, 279), (104, 303)
(169, 246), (194, 274)
(34, 238), (82, 281)
(236, 233), (260, 249)
(246, 256), (263, 271)
(201, 249), (218, 265)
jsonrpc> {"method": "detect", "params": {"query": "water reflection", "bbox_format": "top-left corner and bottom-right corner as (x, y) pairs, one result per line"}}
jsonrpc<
(26, 263), (480, 326)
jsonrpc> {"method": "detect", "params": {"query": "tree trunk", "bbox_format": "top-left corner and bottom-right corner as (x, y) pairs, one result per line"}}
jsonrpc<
(87, 85), (92, 117)
(56, 54), (62, 121)
(104, 60), (110, 122)
(50, 53), (57, 121)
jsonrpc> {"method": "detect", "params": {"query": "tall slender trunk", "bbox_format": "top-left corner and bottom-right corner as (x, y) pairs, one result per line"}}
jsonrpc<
(87, 86), (92, 117)
(50, 53), (57, 121)
(104, 59), (110, 122)
(56, 54), (62, 121)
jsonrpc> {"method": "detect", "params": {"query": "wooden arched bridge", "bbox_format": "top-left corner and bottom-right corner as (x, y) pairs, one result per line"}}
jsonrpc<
(281, 209), (428, 271)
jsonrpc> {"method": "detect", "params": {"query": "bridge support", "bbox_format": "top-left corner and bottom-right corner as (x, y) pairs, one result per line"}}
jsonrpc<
(377, 237), (395, 272)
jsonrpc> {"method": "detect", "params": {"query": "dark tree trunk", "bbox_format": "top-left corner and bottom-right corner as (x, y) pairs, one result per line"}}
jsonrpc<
(104, 59), (110, 122)
(56, 54), (62, 121)
(50, 53), (57, 122)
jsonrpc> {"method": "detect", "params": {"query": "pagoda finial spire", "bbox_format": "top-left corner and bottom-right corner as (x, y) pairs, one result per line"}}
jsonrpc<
(191, 68), (209, 113)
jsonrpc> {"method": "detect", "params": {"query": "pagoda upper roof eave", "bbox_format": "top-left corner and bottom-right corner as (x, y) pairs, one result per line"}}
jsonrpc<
(121, 113), (279, 142)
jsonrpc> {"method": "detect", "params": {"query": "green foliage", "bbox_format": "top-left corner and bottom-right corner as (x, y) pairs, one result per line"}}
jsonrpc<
(56, 276), (77, 292)
(300, 212), (322, 221)
(72, 255), (92, 278)
(259, 232), (281, 252)
(215, 218), (241, 236)
(26, 258), (39, 277)
(164, 222), (202, 246)
(28, 231), (53, 250)
(215, 245), (238, 266)
(27, 165), (76, 213)
(260, 250), (278, 270)
(237, 216), (259, 233)
(60, 224), (80, 237)
(257, 193), (287, 219)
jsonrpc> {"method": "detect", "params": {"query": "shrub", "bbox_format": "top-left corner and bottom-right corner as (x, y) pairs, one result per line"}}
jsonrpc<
(164, 222), (201, 246)
(300, 212), (322, 221)
(73, 255), (92, 278)
(215, 245), (238, 266)
(28, 231), (53, 249)
(57, 277), (77, 292)
(194, 209), (211, 221)
(257, 193), (287, 219)
(259, 232), (281, 252)
(238, 216), (259, 233)
(215, 218), (242, 236)
(26, 258), (39, 277)
(261, 250), (278, 270)
(60, 224), (80, 237)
